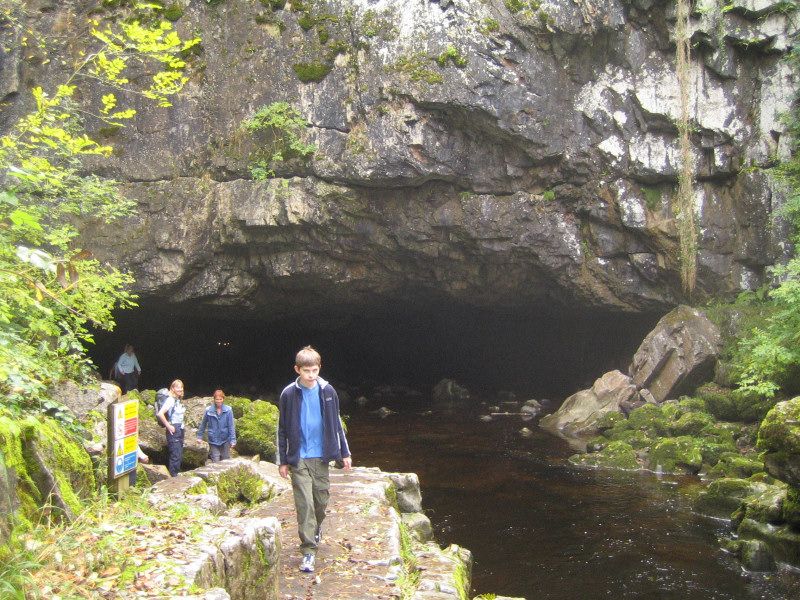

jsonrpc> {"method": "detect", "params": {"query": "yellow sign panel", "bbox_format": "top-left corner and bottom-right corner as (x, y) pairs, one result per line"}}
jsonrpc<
(123, 434), (138, 455)
(116, 440), (124, 457)
(123, 401), (138, 419)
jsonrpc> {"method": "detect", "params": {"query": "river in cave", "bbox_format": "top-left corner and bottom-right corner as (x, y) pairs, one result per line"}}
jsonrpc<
(91, 302), (800, 599)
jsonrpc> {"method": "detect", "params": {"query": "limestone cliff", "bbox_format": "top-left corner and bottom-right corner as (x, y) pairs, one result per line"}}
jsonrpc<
(3, 0), (797, 320)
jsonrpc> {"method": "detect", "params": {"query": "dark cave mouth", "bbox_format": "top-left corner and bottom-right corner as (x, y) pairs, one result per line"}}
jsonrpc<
(89, 300), (661, 403)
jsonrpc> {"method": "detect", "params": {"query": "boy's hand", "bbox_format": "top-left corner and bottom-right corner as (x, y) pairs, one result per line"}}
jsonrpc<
(279, 464), (289, 479)
(343, 457), (352, 471)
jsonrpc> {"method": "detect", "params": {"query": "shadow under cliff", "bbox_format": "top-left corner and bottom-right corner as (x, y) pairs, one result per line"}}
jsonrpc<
(89, 300), (660, 402)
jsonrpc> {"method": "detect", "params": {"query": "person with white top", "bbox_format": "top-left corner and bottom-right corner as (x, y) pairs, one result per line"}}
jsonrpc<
(157, 379), (186, 477)
(114, 344), (142, 394)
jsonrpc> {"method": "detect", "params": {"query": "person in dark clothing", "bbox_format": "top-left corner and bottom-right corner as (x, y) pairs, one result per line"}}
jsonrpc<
(277, 346), (352, 573)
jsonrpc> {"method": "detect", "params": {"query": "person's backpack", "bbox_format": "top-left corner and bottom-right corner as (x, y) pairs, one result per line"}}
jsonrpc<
(154, 388), (172, 427)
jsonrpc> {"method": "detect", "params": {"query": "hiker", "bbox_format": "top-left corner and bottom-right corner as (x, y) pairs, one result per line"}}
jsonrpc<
(196, 389), (236, 462)
(157, 379), (186, 477)
(113, 344), (142, 394)
(278, 346), (352, 573)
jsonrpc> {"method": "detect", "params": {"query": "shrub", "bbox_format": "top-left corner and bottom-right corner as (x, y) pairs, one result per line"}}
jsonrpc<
(236, 400), (279, 460)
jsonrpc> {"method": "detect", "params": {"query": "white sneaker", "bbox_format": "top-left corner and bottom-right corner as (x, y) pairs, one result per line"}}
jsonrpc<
(299, 553), (315, 572)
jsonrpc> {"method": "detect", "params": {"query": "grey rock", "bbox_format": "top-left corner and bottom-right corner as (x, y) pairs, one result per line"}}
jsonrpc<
(388, 472), (423, 513)
(629, 306), (722, 402)
(540, 370), (637, 437)
(402, 512), (434, 542)
(50, 381), (121, 421)
(432, 379), (471, 404)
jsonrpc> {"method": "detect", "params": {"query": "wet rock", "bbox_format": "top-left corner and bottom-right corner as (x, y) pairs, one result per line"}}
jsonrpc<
(629, 306), (722, 403)
(432, 379), (471, 405)
(355, 395), (369, 407)
(521, 399), (543, 417)
(569, 440), (639, 470)
(479, 415), (493, 422)
(519, 427), (533, 438)
(694, 477), (763, 518)
(374, 406), (396, 418)
(388, 472), (423, 513)
(741, 540), (777, 572)
(539, 370), (637, 437)
(402, 512), (434, 542)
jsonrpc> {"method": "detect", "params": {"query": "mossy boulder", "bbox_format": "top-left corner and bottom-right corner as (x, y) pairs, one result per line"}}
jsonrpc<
(737, 518), (800, 566)
(705, 452), (765, 479)
(236, 400), (279, 461)
(697, 383), (777, 423)
(694, 477), (760, 518)
(671, 411), (716, 436)
(732, 482), (786, 526)
(624, 403), (672, 438)
(0, 415), (96, 525)
(783, 487), (800, 529)
(648, 436), (704, 474)
(226, 396), (253, 419)
(568, 441), (639, 470)
(757, 397), (800, 487)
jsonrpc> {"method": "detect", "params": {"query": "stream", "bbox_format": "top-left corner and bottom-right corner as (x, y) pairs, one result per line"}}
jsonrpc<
(345, 394), (800, 600)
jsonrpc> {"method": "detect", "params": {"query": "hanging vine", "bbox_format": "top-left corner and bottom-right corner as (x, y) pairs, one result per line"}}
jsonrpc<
(676, 0), (697, 296)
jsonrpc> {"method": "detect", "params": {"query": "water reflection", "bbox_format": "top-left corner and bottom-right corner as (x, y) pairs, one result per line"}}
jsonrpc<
(346, 396), (800, 600)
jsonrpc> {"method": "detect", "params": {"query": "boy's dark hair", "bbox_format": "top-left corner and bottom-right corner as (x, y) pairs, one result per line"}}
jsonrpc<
(295, 345), (322, 367)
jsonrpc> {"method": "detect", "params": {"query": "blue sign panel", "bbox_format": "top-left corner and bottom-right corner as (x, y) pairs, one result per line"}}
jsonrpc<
(123, 451), (137, 472)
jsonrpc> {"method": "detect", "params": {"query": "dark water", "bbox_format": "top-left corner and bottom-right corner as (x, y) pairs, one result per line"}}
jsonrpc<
(346, 396), (800, 600)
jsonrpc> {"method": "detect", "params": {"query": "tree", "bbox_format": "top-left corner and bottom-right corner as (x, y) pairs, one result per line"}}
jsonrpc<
(0, 3), (199, 419)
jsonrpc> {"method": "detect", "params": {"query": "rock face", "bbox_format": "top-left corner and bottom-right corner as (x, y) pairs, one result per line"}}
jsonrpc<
(4, 1), (796, 321)
(539, 369), (637, 436)
(629, 305), (722, 402)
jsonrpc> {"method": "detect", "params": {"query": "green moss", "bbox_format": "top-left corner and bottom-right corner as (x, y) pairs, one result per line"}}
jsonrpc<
(260, 0), (286, 9)
(385, 484), (399, 510)
(214, 465), (265, 506)
(694, 477), (756, 518)
(394, 53), (443, 84)
(648, 436), (704, 473)
(758, 397), (800, 454)
(163, 3), (183, 21)
(698, 383), (777, 423)
(542, 189), (556, 202)
(569, 441), (639, 470)
(226, 396), (253, 419)
(297, 11), (315, 30)
(671, 411), (716, 436)
(737, 518), (800, 565)
(236, 400), (279, 460)
(641, 185), (662, 210)
(733, 482), (786, 525)
(783, 487), (800, 528)
(317, 25), (330, 44)
(479, 17), (500, 34)
(292, 61), (333, 82)
(0, 417), (37, 524)
(435, 44), (467, 68)
(186, 479), (209, 495)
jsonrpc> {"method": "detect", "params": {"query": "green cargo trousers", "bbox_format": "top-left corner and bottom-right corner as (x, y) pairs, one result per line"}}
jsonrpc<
(290, 458), (330, 555)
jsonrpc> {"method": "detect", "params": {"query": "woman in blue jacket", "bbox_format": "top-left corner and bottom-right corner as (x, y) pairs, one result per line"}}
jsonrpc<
(197, 389), (236, 461)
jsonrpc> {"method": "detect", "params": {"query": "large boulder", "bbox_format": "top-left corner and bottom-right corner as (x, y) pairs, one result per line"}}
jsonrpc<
(629, 306), (722, 403)
(431, 379), (471, 409)
(539, 370), (637, 436)
(757, 397), (800, 487)
(50, 380), (121, 421)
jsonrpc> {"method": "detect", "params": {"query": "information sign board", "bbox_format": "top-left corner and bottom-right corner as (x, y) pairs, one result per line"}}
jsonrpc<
(107, 398), (140, 481)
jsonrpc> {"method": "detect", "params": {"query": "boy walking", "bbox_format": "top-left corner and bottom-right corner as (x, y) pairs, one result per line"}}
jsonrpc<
(278, 346), (352, 573)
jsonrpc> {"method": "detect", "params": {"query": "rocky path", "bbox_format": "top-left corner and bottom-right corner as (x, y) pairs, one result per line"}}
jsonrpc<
(253, 468), (404, 599)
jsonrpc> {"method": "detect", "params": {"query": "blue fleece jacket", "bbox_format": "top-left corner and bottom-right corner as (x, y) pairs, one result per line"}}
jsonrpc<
(197, 404), (236, 446)
(277, 376), (350, 466)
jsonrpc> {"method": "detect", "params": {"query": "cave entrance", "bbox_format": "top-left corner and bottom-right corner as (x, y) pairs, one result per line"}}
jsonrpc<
(89, 301), (660, 402)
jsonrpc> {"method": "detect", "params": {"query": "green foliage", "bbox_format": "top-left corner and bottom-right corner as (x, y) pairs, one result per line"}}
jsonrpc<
(242, 102), (316, 180)
(479, 18), (500, 34)
(542, 189), (556, 202)
(394, 53), (444, 84)
(0, 5), (197, 419)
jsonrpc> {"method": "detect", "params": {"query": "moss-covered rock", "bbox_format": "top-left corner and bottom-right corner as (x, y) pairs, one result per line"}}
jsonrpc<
(705, 452), (765, 479)
(737, 518), (800, 566)
(213, 464), (269, 506)
(671, 411), (716, 436)
(236, 400), (279, 460)
(594, 411), (625, 432)
(694, 477), (759, 518)
(569, 441), (639, 470)
(648, 436), (704, 474)
(757, 397), (800, 487)
(732, 482), (786, 526)
(624, 403), (672, 438)
(697, 382), (777, 423)
(783, 487), (800, 529)
(226, 396), (253, 419)
(22, 416), (97, 520)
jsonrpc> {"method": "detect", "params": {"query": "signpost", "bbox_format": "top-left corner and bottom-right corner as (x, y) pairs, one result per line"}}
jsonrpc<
(107, 398), (139, 498)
